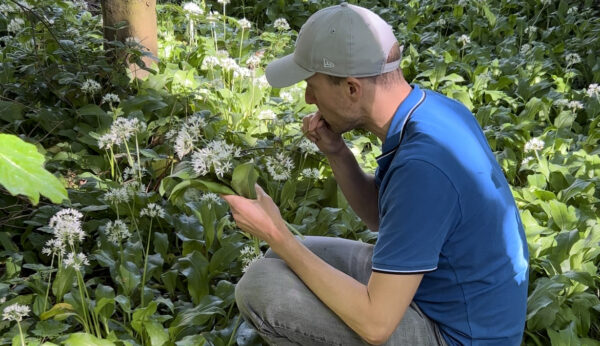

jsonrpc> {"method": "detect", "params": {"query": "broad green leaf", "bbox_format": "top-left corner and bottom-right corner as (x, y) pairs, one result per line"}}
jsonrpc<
(94, 298), (115, 320)
(178, 251), (209, 304)
(51, 267), (75, 302)
(0, 100), (24, 122)
(63, 333), (116, 346)
(118, 262), (141, 296)
(169, 179), (235, 200)
(231, 162), (259, 199)
(144, 320), (169, 346)
(39, 303), (75, 321)
(168, 295), (224, 339)
(547, 321), (578, 346)
(131, 301), (157, 335)
(31, 320), (69, 337)
(548, 200), (578, 230)
(0, 134), (68, 205)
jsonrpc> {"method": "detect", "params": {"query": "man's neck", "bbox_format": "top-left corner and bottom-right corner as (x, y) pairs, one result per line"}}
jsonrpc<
(363, 80), (413, 142)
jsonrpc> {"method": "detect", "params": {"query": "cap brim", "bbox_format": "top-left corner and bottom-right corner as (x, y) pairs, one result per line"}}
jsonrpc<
(265, 53), (314, 88)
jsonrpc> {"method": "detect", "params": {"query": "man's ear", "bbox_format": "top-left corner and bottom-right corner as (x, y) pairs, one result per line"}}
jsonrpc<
(345, 77), (362, 100)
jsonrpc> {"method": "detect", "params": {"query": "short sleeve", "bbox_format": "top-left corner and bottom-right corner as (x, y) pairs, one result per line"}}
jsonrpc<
(372, 159), (461, 274)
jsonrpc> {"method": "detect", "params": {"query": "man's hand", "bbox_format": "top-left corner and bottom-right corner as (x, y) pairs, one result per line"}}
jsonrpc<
(221, 184), (290, 245)
(302, 111), (346, 156)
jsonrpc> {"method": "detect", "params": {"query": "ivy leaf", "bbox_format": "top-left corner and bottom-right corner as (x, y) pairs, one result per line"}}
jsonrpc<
(0, 134), (68, 205)
(231, 162), (259, 199)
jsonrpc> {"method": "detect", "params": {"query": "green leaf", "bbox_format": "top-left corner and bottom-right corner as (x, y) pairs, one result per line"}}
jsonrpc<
(118, 262), (141, 296)
(40, 303), (75, 321)
(0, 134), (68, 205)
(94, 298), (115, 320)
(231, 162), (259, 199)
(0, 100), (24, 122)
(144, 320), (169, 346)
(51, 267), (75, 302)
(168, 295), (224, 340)
(63, 333), (116, 346)
(131, 301), (157, 335)
(178, 251), (209, 305)
(31, 320), (69, 337)
(547, 321), (578, 346)
(548, 200), (578, 230)
(169, 179), (235, 201)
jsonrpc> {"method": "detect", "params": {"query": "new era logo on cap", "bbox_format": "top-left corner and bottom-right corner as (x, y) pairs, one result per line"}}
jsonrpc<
(323, 58), (335, 68)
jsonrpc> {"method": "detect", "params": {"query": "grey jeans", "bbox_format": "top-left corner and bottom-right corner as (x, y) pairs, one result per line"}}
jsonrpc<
(235, 236), (448, 346)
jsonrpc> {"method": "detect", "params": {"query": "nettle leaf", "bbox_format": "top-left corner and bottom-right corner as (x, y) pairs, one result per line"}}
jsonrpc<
(231, 162), (259, 199)
(0, 134), (68, 205)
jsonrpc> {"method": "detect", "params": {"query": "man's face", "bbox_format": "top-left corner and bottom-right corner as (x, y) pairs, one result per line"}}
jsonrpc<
(304, 73), (359, 134)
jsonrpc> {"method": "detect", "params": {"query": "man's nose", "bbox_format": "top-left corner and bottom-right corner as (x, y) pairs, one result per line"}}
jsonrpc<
(305, 88), (316, 105)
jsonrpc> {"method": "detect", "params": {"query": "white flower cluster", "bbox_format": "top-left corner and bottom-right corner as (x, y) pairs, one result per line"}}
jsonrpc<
(301, 168), (320, 180)
(183, 2), (203, 15)
(524, 137), (544, 153)
(81, 79), (101, 94)
(174, 114), (206, 159)
(279, 91), (294, 103)
(253, 75), (270, 89)
(191, 140), (241, 177)
(520, 44), (532, 55)
(207, 10), (219, 22)
(0, 4), (15, 15)
(104, 220), (130, 245)
(7, 18), (25, 33)
(217, 0), (230, 5)
(239, 18), (251, 30)
(246, 54), (261, 69)
(565, 53), (581, 66)
(102, 93), (120, 104)
(240, 246), (264, 273)
(437, 18), (446, 26)
(298, 139), (319, 155)
(64, 252), (90, 271)
(47, 208), (86, 248)
(524, 26), (537, 34)
(521, 157), (534, 166)
(200, 192), (222, 205)
(140, 203), (166, 218)
(567, 100), (583, 111)
(266, 153), (294, 181)
(98, 117), (146, 149)
(257, 109), (276, 120)
(274, 18), (290, 31)
(586, 83), (599, 98)
(104, 186), (132, 204)
(2, 303), (30, 322)
(540, 0), (551, 5)
(567, 6), (578, 15)
(458, 34), (471, 46)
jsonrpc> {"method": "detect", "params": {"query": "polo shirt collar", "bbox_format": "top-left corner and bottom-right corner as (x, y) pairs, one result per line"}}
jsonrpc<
(380, 84), (422, 155)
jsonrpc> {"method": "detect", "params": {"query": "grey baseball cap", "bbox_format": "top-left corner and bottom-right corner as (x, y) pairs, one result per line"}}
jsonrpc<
(265, 2), (400, 88)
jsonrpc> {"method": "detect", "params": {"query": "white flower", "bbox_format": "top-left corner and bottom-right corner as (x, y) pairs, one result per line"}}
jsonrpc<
(220, 57), (240, 71)
(554, 98), (569, 107)
(103, 220), (131, 245)
(540, 0), (551, 5)
(586, 83), (599, 98)
(265, 153), (294, 181)
(81, 79), (101, 94)
(0, 4), (15, 15)
(0, 297), (5, 304)
(301, 168), (320, 180)
(217, 0), (230, 5)
(98, 132), (117, 149)
(63, 252), (89, 271)
(257, 109), (276, 120)
(246, 55), (261, 69)
(240, 246), (264, 273)
(521, 157), (534, 166)
(233, 66), (252, 79)
(567, 6), (578, 15)
(200, 192), (222, 205)
(202, 56), (220, 69)
(2, 304), (30, 322)
(565, 53), (581, 66)
(105, 117), (146, 146)
(207, 10), (219, 22)
(274, 18), (290, 31)
(104, 186), (131, 204)
(175, 130), (196, 159)
(437, 18), (446, 26)
(520, 44), (532, 55)
(42, 238), (65, 257)
(567, 100), (583, 111)
(239, 18), (251, 30)
(102, 93), (120, 104)
(280, 91), (294, 103)
(7, 18), (24, 33)
(458, 34), (470, 46)
(183, 2), (203, 15)
(298, 138), (319, 155)
(191, 140), (241, 177)
(140, 203), (166, 218)
(254, 75), (270, 89)
(524, 26), (537, 34)
(49, 209), (86, 248)
(524, 137), (544, 153)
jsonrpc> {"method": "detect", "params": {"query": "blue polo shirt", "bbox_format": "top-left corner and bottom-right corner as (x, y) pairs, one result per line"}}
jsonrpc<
(372, 85), (529, 345)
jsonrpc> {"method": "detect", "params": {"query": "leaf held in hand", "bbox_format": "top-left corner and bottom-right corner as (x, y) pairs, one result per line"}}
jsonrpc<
(231, 162), (259, 199)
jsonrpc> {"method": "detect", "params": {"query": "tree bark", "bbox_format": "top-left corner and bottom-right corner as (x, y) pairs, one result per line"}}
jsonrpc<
(101, 0), (158, 79)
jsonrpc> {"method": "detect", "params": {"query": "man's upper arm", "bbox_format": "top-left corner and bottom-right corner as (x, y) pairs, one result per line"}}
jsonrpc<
(366, 272), (424, 343)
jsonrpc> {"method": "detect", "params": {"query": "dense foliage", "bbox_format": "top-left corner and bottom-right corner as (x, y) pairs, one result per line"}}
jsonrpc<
(0, 0), (599, 345)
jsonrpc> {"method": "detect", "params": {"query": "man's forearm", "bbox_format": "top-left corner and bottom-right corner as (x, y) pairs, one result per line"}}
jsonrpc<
(326, 145), (380, 231)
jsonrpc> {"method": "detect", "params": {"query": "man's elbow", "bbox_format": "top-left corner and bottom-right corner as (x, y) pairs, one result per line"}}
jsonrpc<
(361, 324), (394, 345)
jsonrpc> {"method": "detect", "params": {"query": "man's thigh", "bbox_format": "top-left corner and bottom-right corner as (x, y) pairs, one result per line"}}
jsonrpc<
(237, 236), (446, 345)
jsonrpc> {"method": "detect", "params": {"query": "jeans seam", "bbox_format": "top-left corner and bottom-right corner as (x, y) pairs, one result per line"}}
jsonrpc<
(271, 320), (345, 346)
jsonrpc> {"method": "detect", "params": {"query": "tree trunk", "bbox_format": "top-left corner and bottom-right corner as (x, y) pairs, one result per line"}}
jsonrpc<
(101, 0), (158, 79)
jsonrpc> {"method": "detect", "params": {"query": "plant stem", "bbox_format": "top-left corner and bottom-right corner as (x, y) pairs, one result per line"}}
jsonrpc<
(76, 272), (91, 333)
(141, 219), (153, 308)
(43, 255), (55, 313)
(16, 321), (25, 346)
